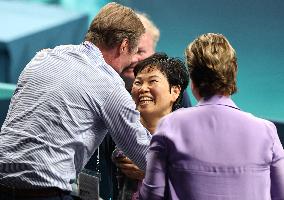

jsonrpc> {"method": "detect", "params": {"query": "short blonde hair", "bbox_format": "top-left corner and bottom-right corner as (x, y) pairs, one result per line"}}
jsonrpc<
(136, 12), (160, 49)
(185, 33), (238, 97)
(85, 2), (145, 53)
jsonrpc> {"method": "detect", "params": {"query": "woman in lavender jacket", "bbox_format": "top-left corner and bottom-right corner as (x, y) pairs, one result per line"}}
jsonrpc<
(140, 33), (284, 200)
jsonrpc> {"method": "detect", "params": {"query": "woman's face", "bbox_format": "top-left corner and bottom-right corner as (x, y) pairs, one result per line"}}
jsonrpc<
(131, 66), (180, 117)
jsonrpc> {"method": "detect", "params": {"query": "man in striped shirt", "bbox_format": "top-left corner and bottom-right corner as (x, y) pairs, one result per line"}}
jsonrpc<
(0, 2), (151, 199)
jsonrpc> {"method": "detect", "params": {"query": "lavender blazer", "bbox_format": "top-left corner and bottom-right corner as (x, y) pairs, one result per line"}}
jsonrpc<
(140, 95), (284, 200)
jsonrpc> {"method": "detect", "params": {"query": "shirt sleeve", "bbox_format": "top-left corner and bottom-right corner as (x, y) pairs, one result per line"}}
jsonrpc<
(140, 118), (169, 200)
(270, 122), (284, 199)
(101, 86), (151, 171)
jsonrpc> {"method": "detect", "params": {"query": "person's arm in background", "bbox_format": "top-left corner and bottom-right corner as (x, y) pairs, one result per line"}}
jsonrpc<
(270, 123), (284, 199)
(101, 86), (151, 171)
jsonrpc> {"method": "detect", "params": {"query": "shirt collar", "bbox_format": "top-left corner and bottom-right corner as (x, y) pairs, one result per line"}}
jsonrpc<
(82, 41), (125, 86)
(197, 95), (239, 110)
(82, 41), (104, 59)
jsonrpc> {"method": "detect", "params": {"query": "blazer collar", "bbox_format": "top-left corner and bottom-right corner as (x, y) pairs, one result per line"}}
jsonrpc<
(197, 95), (240, 110)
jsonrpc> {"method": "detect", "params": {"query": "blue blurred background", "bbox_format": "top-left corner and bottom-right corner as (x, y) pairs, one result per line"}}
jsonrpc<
(1, 0), (283, 140)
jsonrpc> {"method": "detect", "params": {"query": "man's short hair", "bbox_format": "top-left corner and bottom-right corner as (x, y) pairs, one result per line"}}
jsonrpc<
(85, 2), (145, 53)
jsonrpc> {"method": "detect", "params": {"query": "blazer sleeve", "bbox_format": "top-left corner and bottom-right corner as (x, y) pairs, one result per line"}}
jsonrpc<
(140, 119), (170, 200)
(270, 122), (284, 199)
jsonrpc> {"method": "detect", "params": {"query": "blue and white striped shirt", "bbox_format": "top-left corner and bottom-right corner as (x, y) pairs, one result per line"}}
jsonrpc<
(0, 42), (151, 191)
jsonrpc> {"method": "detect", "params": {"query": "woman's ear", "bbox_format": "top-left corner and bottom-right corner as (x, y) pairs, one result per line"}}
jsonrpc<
(171, 85), (181, 102)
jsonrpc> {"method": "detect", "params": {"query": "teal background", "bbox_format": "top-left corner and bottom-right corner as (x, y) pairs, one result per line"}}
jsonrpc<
(0, 2), (283, 199)
(118, 0), (284, 122)
(0, 0), (89, 125)
(1, 0), (283, 123)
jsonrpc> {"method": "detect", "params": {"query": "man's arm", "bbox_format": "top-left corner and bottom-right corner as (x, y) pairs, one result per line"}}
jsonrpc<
(101, 87), (151, 171)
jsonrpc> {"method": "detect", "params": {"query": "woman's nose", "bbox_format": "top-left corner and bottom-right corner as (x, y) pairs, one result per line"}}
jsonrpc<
(139, 83), (150, 92)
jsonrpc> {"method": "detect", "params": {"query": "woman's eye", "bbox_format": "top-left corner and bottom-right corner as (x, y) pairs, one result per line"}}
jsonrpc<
(134, 81), (141, 86)
(150, 80), (158, 83)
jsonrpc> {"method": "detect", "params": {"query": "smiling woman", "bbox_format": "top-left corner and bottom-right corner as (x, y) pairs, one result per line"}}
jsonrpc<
(132, 53), (189, 133)
(132, 68), (174, 121)
(112, 52), (189, 200)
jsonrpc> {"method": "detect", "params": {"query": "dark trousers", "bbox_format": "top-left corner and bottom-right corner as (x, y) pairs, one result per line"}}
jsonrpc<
(0, 193), (74, 200)
(0, 184), (74, 200)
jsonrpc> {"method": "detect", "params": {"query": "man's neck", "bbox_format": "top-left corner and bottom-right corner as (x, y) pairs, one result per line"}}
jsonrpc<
(97, 44), (120, 73)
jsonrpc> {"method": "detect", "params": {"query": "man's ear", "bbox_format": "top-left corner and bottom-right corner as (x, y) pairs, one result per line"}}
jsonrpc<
(119, 38), (129, 55)
(171, 85), (181, 102)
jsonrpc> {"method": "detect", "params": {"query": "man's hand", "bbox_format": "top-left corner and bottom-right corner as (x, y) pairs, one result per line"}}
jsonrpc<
(115, 157), (145, 180)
